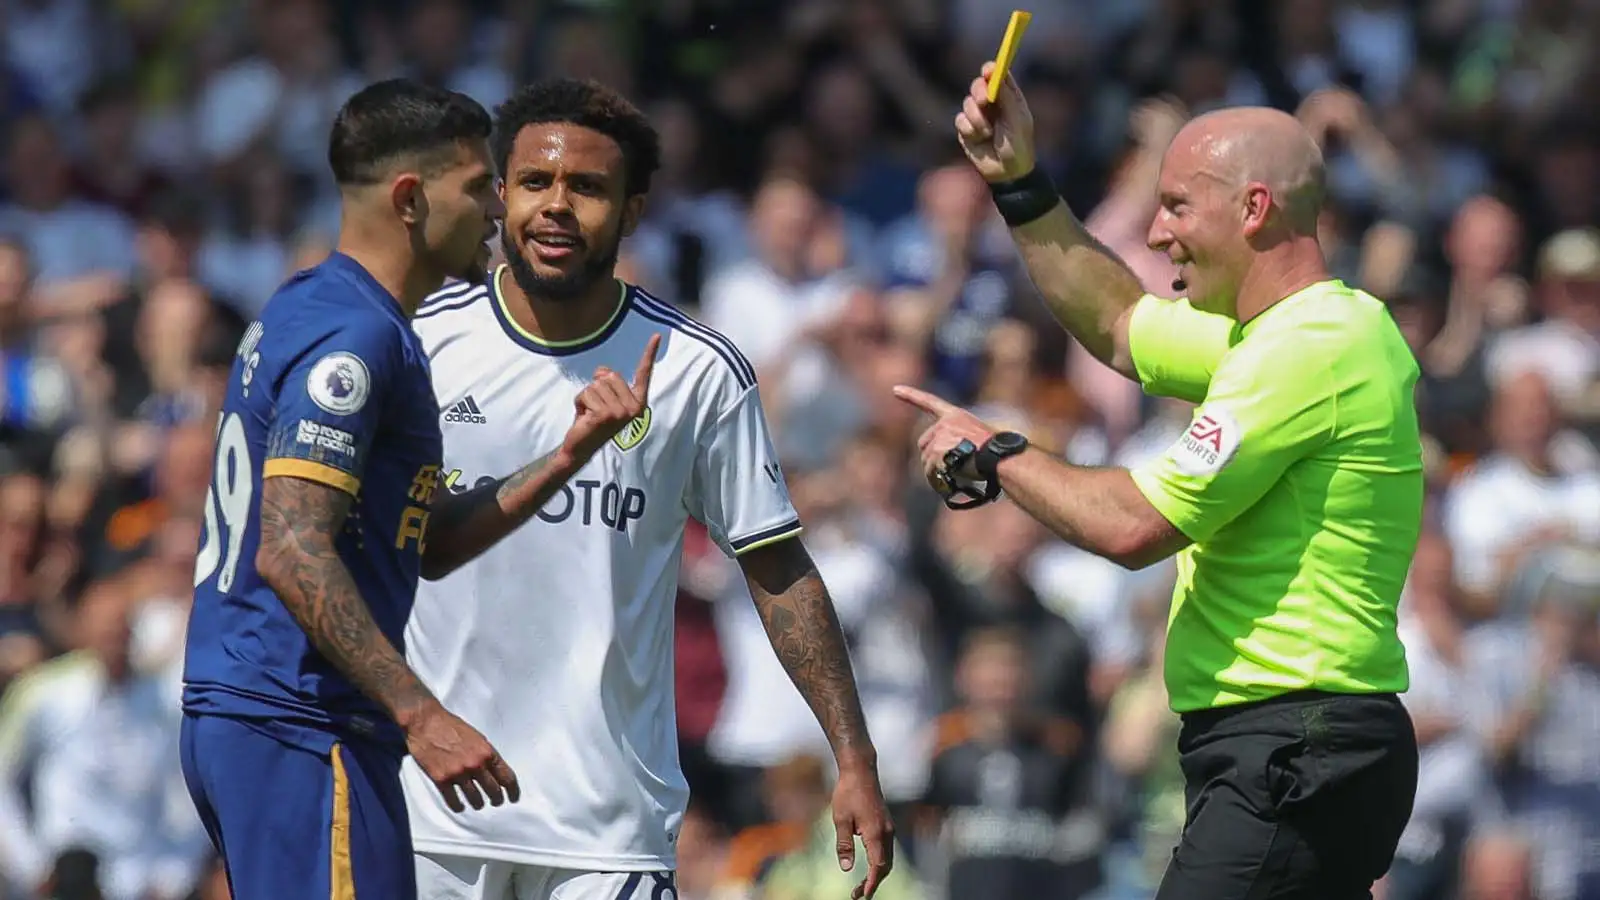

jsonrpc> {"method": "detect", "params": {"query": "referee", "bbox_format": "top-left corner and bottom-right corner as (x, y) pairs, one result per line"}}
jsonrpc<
(895, 64), (1424, 900)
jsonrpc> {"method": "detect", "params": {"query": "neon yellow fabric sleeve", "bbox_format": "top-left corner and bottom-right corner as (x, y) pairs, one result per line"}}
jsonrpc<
(1126, 295), (1239, 403)
(1129, 331), (1334, 543)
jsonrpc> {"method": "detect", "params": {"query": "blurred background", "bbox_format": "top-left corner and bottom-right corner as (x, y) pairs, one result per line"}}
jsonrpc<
(0, 0), (1597, 898)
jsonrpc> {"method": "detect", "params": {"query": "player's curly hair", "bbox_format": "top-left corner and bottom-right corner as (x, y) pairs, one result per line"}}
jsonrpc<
(491, 78), (662, 198)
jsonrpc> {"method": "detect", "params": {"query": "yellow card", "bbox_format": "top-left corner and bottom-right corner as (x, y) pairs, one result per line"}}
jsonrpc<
(986, 10), (1033, 103)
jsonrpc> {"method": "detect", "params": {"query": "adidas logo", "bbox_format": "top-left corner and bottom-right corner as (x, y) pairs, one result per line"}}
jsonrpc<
(443, 395), (487, 424)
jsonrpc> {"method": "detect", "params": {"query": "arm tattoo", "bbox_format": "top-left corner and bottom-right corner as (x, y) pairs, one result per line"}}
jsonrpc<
(257, 476), (436, 724)
(741, 539), (874, 760)
(420, 450), (570, 580)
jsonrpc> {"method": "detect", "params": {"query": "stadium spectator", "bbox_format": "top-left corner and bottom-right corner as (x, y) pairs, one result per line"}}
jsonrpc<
(1461, 546), (1600, 900)
(0, 578), (207, 900)
(1487, 227), (1600, 432)
(919, 626), (1105, 900)
(1442, 370), (1600, 617)
(0, 116), (139, 291)
(878, 162), (1021, 406)
(0, 474), (51, 689)
(700, 174), (858, 374)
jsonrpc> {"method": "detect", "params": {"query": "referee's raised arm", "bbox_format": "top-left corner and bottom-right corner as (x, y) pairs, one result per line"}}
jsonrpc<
(955, 62), (1149, 378)
(916, 61), (1426, 900)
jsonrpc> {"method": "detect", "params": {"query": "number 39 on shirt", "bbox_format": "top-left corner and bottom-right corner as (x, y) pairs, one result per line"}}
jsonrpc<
(194, 411), (254, 591)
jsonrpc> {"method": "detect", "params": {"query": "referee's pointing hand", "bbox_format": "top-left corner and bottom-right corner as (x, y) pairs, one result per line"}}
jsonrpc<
(956, 61), (1037, 183)
(893, 385), (998, 487)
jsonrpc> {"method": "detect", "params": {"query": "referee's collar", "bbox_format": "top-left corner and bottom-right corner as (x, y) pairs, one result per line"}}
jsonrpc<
(1240, 279), (1343, 336)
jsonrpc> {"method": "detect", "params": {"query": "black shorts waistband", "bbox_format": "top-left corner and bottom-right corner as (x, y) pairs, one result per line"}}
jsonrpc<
(1179, 689), (1403, 735)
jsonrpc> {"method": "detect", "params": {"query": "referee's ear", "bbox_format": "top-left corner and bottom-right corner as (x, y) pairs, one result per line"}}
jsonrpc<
(1241, 181), (1273, 238)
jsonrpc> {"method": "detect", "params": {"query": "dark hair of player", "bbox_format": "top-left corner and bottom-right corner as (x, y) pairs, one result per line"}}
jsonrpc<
(328, 79), (492, 187)
(491, 78), (662, 198)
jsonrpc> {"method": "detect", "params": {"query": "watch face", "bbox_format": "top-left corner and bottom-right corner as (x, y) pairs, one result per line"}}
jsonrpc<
(993, 431), (1028, 453)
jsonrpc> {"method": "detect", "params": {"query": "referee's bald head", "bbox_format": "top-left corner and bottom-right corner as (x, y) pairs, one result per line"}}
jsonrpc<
(1147, 105), (1328, 315)
(1173, 107), (1326, 236)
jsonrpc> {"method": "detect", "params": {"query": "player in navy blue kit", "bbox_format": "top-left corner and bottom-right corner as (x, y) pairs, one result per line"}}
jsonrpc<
(180, 79), (660, 900)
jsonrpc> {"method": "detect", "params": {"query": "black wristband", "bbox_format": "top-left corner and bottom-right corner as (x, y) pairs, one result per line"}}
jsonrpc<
(988, 168), (1060, 228)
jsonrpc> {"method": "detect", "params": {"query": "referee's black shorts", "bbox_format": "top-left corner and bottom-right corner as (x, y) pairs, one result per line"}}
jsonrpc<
(1154, 689), (1419, 900)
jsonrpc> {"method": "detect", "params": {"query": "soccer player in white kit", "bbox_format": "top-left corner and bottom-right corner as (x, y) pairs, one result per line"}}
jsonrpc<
(403, 78), (897, 900)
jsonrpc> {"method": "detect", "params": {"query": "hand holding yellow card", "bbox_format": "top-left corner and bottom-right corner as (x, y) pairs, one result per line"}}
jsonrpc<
(986, 11), (1032, 103)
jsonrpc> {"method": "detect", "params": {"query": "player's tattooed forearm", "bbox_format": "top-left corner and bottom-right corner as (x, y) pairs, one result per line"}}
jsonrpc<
(421, 450), (563, 579)
(257, 477), (436, 721)
(742, 539), (874, 758)
(494, 451), (558, 506)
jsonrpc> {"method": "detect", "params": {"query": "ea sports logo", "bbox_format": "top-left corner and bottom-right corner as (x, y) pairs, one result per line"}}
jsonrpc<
(1169, 406), (1241, 476)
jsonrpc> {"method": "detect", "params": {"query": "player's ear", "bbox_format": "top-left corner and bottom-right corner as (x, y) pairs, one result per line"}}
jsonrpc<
(392, 173), (427, 226)
(621, 194), (647, 238)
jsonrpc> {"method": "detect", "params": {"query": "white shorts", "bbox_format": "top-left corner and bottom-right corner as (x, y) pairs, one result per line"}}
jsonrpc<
(415, 853), (677, 900)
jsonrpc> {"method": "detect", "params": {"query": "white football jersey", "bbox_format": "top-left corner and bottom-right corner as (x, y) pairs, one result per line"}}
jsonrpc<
(401, 269), (801, 870)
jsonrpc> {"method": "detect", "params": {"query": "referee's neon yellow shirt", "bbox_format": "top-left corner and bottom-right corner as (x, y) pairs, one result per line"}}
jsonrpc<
(1127, 280), (1422, 714)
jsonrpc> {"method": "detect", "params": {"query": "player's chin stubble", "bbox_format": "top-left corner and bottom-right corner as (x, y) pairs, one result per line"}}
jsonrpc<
(502, 227), (619, 303)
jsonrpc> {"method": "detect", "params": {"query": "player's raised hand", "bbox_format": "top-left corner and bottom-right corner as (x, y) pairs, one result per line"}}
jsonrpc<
(562, 333), (660, 464)
(405, 704), (521, 814)
(832, 762), (896, 899)
(956, 61), (1036, 183)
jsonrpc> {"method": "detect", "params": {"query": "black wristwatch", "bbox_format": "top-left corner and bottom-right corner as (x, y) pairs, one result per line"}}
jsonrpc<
(974, 431), (1030, 482)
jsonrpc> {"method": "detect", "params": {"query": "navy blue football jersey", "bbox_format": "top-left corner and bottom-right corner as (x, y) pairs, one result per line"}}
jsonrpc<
(182, 252), (443, 753)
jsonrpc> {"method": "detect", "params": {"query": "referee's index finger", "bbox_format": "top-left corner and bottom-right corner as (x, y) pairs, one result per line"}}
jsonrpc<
(892, 385), (955, 416)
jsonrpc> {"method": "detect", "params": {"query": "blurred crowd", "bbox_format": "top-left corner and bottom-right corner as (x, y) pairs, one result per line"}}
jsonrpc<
(1, 0), (1598, 898)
